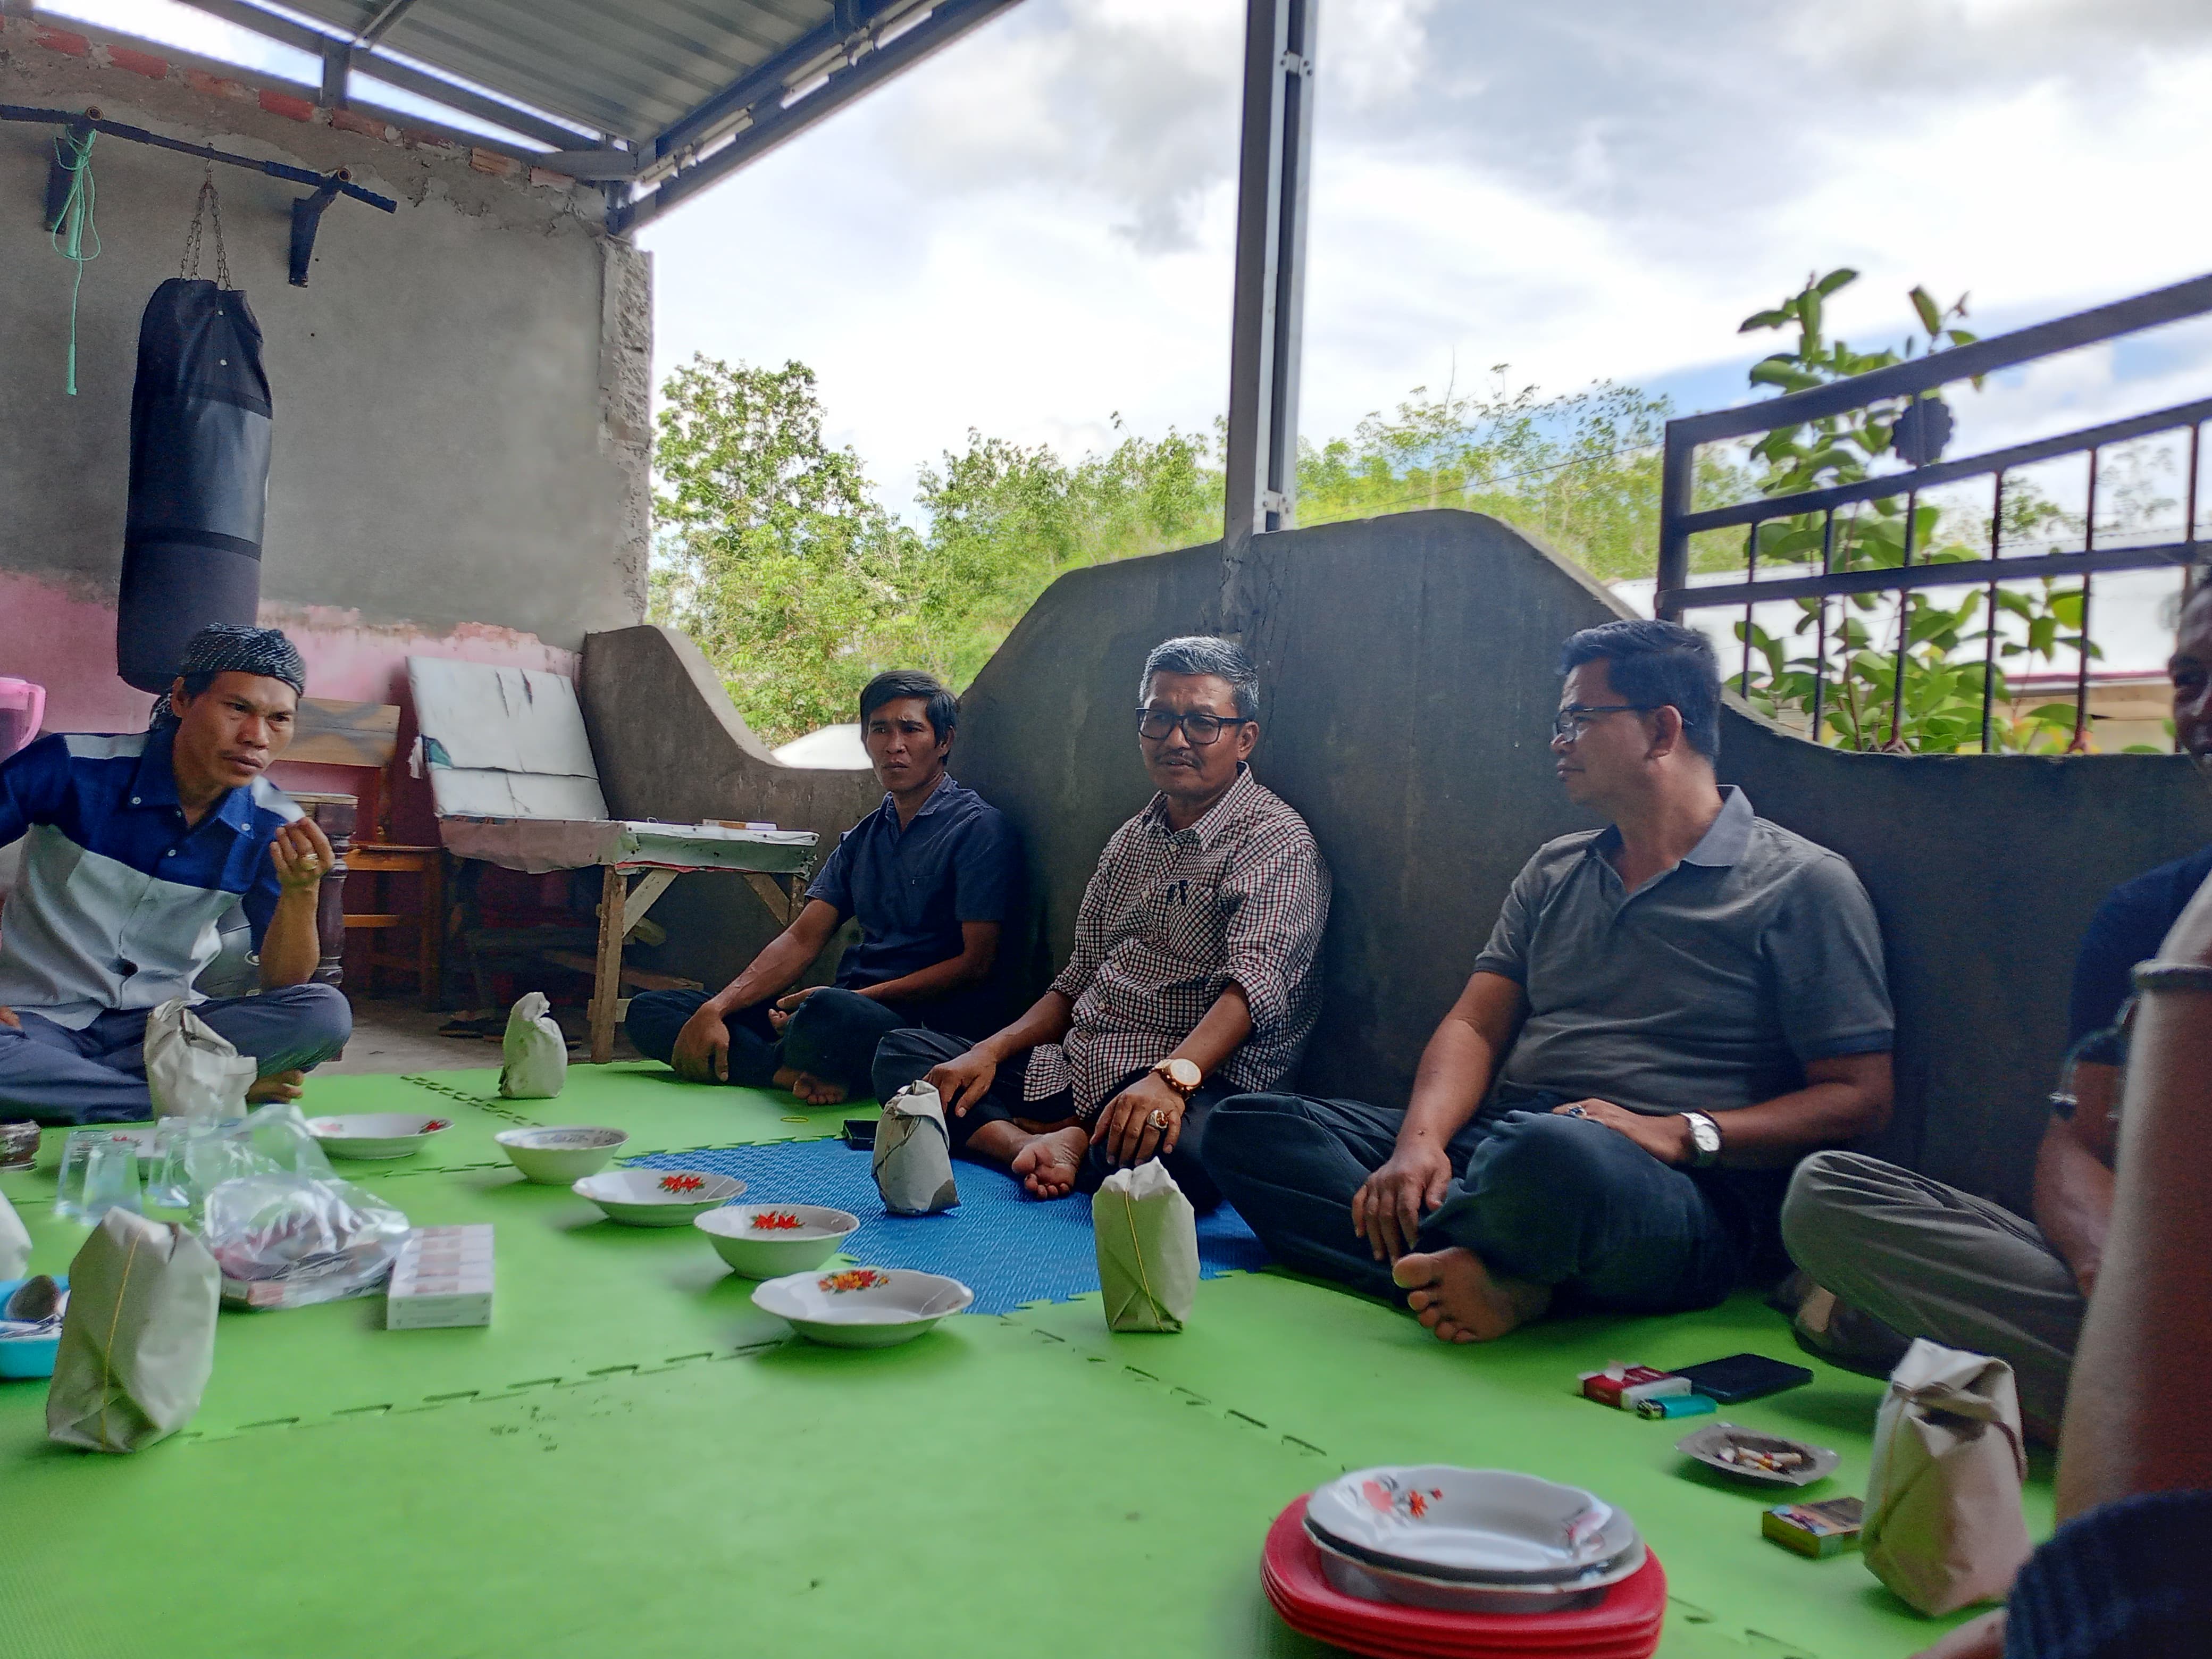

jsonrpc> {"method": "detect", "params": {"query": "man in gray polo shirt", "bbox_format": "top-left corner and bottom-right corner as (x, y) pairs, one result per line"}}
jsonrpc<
(1205, 619), (1894, 1342)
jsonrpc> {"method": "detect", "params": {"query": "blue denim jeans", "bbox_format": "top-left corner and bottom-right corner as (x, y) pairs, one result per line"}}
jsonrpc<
(628, 986), (924, 1100)
(0, 983), (353, 1125)
(1202, 1088), (1776, 1309)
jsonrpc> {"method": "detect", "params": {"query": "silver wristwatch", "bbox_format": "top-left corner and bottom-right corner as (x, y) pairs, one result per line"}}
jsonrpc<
(1682, 1111), (1722, 1168)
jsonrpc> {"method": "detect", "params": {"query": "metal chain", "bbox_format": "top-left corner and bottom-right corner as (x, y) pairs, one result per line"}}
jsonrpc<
(178, 164), (230, 288)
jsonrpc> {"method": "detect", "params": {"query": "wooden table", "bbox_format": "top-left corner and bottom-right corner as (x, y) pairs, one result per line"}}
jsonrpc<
(575, 862), (809, 1063)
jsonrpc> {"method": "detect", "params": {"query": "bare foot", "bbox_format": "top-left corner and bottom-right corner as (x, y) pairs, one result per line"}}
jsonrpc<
(790, 1072), (847, 1107)
(246, 1069), (306, 1106)
(1010, 1126), (1089, 1200)
(1392, 1247), (1551, 1343)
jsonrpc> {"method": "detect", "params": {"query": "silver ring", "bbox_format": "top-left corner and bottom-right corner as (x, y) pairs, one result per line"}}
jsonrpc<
(1147, 1108), (1171, 1130)
(1563, 1105), (1588, 1118)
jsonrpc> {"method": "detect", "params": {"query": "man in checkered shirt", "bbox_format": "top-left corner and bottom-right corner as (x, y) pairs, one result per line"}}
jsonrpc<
(872, 636), (1330, 1205)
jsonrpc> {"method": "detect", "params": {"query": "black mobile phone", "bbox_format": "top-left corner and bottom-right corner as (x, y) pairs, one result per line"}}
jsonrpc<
(1677, 1353), (1814, 1404)
(841, 1119), (877, 1150)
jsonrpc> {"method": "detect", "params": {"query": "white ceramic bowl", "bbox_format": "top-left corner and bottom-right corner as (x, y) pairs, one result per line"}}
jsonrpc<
(307, 1112), (453, 1160)
(495, 1125), (630, 1184)
(572, 1168), (744, 1226)
(696, 1203), (860, 1277)
(1304, 1519), (1646, 1612)
(751, 1266), (973, 1348)
(1304, 1467), (1637, 1583)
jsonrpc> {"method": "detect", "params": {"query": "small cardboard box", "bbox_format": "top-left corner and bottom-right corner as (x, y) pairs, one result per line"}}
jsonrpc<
(1581, 1363), (1689, 1409)
(1763, 1496), (1865, 1558)
(387, 1224), (493, 1329)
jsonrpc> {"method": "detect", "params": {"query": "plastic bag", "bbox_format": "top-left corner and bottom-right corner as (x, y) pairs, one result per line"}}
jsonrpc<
(1093, 1161), (1197, 1333)
(873, 1081), (959, 1215)
(0, 1189), (29, 1279)
(144, 996), (256, 1120)
(47, 1210), (218, 1453)
(192, 1101), (407, 1308)
(499, 991), (567, 1099)
(202, 1170), (410, 1310)
(1863, 1339), (2033, 1614)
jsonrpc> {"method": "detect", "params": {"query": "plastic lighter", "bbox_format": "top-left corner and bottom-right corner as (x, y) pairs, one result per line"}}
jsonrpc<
(1636, 1392), (1718, 1420)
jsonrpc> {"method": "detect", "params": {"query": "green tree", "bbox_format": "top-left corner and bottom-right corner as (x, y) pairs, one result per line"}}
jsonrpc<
(1296, 372), (1740, 581)
(898, 421), (1220, 687)
(649, 355), (921, 743)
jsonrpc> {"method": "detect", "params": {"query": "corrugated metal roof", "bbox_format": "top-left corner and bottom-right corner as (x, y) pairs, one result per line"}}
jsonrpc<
(282, 0), (838, 143)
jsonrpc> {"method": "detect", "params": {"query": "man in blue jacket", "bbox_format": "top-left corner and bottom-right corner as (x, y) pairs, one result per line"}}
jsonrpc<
(0, 625), (351, 1124)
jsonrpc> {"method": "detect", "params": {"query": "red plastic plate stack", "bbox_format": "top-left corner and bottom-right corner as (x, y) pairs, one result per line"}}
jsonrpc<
(1262, 1498), (1667, 1659)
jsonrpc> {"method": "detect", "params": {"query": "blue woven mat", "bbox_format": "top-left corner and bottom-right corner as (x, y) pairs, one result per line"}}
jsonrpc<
(627, 1141), (1270, 1315)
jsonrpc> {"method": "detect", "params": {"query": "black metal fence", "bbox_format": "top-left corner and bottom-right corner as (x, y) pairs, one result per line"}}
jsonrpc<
(1656, 274), (2212, 751)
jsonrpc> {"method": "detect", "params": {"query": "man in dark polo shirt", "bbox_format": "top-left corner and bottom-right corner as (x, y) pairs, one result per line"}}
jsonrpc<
(626, 671), (1017, 1107)
(1205, 619), (1894, 1342)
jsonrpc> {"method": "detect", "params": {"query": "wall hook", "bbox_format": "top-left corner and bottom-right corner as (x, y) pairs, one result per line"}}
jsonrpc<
(288, 168), (350, 286)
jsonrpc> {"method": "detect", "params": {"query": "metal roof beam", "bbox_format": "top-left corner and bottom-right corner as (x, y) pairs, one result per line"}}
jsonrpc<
(649, 0), (921, 162)
(619, 0), (1024, 231)
(171, 0), (587, 150)
(355, 0), (422, 46)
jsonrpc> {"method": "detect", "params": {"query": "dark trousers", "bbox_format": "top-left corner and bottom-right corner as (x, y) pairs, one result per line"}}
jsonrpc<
(1203, 1091), (1775, 1309)
(0, 984), (354, 1126)
(871, 1026), (1226, 1211)
(628, 986), (926, 1100)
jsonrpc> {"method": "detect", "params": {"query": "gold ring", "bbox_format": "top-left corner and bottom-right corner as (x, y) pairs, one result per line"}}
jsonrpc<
(1147, 1108), (1171, 1130)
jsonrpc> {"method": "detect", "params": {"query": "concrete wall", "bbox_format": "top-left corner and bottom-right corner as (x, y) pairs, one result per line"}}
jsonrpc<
(939, 510), (2212, 1216)
(581, 626), (883, 990)
(0, 20), (649, 822)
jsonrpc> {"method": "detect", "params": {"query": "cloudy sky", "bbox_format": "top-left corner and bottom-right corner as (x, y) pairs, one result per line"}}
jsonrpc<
(55, 0), (2212, 517)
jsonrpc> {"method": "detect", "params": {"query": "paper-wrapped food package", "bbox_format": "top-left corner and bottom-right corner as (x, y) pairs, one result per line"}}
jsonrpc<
(47, 1209), (219, 1453)
(499, 991), (568, 1100)
(144, 996), (256, 1120)
(873, 1081), (959, 1216)
(0, 1189), (30, 1280)
(1863, 1339), (2034, 1614)
(1092, 1160), (1197, 1332)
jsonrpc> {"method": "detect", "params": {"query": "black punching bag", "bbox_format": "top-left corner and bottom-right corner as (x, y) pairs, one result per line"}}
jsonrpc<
(115, 279), (272, 692)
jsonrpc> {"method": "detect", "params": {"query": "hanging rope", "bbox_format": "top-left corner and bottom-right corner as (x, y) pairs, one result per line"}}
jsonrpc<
(48, 125), (98, 396)
(179, 164), (230, 288)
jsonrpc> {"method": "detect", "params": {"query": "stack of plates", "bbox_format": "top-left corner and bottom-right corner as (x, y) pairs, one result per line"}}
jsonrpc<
(1264, 1468), (1665, 1658)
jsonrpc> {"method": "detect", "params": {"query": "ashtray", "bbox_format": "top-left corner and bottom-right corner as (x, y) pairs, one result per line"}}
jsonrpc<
(1675, 1422), (1839, 1487)
(1, 1121), (40, 1172)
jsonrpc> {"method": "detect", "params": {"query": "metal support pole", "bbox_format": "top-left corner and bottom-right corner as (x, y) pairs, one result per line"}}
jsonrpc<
(1221, 0), (1318, 568)
(319, 37), (351, 108)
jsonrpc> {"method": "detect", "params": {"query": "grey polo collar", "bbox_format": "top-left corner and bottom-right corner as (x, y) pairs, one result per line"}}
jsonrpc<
(1680, 786), (1754, 867)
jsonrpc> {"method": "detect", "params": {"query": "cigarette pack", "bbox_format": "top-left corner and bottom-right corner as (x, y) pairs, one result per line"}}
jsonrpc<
(1762, 1496), (1865, 1558)
(1636, 1391), (1718, 1421)
(1581, 1363), (1690, 1409)
(386, 1224), (493, 1329)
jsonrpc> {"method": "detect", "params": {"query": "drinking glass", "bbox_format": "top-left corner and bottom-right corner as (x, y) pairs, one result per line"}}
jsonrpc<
(79, 1139), (143, 1222)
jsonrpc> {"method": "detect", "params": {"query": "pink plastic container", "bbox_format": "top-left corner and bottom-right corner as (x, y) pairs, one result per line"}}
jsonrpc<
(0, 678), (46, 760)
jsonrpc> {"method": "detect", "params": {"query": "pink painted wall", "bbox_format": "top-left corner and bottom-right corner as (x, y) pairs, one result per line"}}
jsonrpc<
(0, 569), (580, 843)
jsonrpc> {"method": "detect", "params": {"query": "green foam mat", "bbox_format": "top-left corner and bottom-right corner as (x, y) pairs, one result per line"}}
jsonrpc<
(4, 1159), (817, 1434)
(0, 1312), (1879, 1659)
(0, 1316), (1334, 1659)
(1, 1115), (2033, 1658)
(1009, 1271), (2050, 1656)
(397, 1061), (877, 1156)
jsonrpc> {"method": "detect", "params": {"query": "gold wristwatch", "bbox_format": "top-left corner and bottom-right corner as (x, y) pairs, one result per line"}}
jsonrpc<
(1152, 1057), (1203, 1099)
